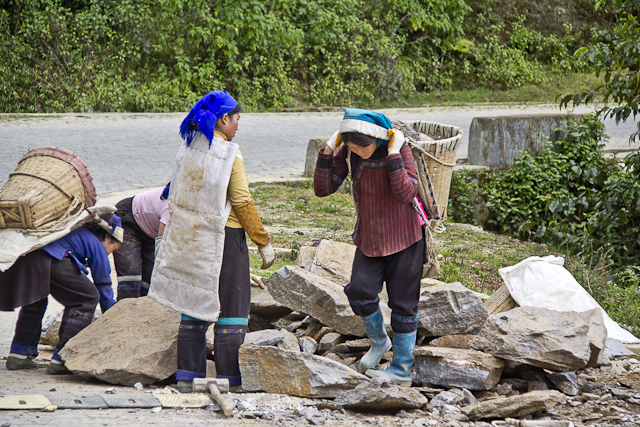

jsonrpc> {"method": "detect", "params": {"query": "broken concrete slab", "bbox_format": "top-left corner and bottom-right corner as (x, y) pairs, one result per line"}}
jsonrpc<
(330, 379), (428, 411)
(414, 347), (504, 390)
(461, 390), (566, 420)
(59, 297), (180, 386)
(469, 307), (607, 371)
(266, 265), (370, 336)
(244, 329), (300, 352)
(239, 345), (369, 398)
(418, 282), (488, 337)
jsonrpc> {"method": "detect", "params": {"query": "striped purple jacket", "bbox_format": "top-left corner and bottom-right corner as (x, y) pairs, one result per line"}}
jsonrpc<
(314, 144), (422, 257)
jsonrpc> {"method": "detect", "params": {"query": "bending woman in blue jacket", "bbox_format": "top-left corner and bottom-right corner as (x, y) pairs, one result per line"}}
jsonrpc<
(0, 216), (123, 374)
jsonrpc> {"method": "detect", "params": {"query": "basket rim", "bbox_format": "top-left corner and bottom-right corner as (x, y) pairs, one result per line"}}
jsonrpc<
(401, 120), (463, 146)
(20, 147), (96, 207)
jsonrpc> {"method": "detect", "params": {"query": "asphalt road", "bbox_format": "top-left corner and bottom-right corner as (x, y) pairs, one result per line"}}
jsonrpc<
(1, 104), (637, 195)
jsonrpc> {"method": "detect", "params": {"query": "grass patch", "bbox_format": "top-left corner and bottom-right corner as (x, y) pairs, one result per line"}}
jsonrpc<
(248, 181), (564, 296)
(382, 72), (604, 108)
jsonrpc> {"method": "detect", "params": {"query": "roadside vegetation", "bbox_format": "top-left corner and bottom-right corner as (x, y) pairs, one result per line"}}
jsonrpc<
(1, 0), (610, 112)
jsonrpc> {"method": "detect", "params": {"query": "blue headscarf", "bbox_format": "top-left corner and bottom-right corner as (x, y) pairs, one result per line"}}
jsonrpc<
(340, 108), (393, 147)
(179, 91), (238, 147)
(160, 182), (170, 200)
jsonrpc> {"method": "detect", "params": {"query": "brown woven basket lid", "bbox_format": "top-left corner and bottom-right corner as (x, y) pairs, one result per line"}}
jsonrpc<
(19, 147), (96, 207)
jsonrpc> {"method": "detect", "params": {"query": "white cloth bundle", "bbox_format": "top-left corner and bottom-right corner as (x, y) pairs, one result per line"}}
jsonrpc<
(500, 255), (640, 344)
(149, 134), (238, 322)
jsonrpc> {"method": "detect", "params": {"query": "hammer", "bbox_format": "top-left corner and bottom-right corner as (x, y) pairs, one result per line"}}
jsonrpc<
(192, 377), (234, 416)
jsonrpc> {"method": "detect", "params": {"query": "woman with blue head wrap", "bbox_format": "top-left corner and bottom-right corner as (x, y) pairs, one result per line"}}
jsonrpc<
(150, 90), (274, 392)
(1, 215), (124, 375)
(314, 108), (424, 386)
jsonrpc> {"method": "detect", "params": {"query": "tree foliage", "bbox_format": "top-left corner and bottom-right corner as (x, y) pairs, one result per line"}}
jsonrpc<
(0, 0), (472, 112)
(558, 0), (640, 143)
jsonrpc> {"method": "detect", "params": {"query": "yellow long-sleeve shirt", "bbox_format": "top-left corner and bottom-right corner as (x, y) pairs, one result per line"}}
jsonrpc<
(214, 131), (251, 228)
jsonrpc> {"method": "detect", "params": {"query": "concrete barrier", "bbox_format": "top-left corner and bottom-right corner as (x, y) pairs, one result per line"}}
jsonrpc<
(304, 137), (330, 177)
(468, 114), (583, 167)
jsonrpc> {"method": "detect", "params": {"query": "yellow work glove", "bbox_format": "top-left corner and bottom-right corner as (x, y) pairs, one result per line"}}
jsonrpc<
(387, 129), (405, 155)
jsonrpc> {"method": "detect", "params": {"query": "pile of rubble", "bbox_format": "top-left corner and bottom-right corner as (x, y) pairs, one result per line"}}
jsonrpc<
(49, 240), (640, 424)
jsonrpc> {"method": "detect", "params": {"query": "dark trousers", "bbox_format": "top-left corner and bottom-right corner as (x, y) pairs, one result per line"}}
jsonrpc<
(176, 227), (250, 386)
(344, 233), (424, 333)
(114, 198), (155, 300)
(11, 256), (99, 360)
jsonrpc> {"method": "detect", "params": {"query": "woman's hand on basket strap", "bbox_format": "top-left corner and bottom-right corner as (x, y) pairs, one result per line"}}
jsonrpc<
(324, 130), (342, 155)
(387, 129), (405, 155)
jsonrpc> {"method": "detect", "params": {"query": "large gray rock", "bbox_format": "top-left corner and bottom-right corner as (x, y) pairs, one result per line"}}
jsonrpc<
(239, 345), (369, 398)
(266, 265), (370, 336)
(461, 390), (566, 420)
(307, 240), (356, 286)
(59, 297), (180, 386)
(414, 347), (504, 390)
(469, 307), (607, 372)
(418, 282), (488, 336)
(244, 329), (300, 352)
(331, 379), (428, 411)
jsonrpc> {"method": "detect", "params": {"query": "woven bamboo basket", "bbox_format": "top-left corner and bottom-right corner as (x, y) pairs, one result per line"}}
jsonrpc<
(404, 120), (462, 220)
(0, 147), (96, 230)
(484, 285), (519, 315)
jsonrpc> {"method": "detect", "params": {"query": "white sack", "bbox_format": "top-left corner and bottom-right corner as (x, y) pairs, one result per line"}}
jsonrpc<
(0, 205), (116, 272)
(149, 134), (238, 322)
(500, 255), (640, 344)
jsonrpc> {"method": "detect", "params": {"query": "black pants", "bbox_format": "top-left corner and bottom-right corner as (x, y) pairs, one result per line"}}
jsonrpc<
(114, 197), (155, 300)
(176, 227), (250, 386)
(11, 256), (99, 360)
(344, 233), (424, 333)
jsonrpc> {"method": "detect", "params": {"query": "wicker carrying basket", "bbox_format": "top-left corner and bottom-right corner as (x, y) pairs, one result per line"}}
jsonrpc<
(404, 121), (462, 220)
(484, 285), (519, 315)
(0, 147), (96, 230)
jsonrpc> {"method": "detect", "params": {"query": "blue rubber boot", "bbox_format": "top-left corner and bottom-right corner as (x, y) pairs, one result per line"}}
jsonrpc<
(359, 307), (392, 369)
(365, 330), (416, 387)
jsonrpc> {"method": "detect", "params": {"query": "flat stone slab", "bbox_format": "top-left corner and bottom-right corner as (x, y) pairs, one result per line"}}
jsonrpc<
(470, 306), (606, 372)
(244, 329), (301, 352)
(461, 390), (566, 420)
(59, 297), (181, 386)
(414, 347), (504, 390)
(239, 344), (369, 398)
(331, 380), (428, 411)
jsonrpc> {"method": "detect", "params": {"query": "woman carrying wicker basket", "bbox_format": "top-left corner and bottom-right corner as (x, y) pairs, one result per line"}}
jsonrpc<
(113, 183), (170, 300)
(313, 108), (425, 386)
(0, 216), (123, 374)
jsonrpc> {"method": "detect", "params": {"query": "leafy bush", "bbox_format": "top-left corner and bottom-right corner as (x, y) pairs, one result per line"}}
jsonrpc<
(449, 114), (640, 332)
